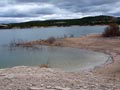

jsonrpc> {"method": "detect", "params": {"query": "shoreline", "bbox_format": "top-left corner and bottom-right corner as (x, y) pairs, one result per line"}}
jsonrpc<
(0, 34), (120, 89)
(15, 33), (120, 75)
(0, 45), (112, 72)
(15, 34), (118, 71)
(0, 46), (113, 72)
(0, 25), (107, 30)
(15, 34), (120, 75)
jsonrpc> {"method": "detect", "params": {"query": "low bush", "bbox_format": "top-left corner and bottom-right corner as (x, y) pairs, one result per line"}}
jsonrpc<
(47, 37), (56, 44)
(102, 24), (120, 37)
(69, 34), (74, 38)
(39, 64), (49, 68)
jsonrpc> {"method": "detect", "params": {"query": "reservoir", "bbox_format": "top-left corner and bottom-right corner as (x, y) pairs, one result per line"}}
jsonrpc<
(0, 26), (110, 71)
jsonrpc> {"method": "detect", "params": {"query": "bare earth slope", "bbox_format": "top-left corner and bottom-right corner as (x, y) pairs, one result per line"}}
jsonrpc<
(0, 34), (120, 90)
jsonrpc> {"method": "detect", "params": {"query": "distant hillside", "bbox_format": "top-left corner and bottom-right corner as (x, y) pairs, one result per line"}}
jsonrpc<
(0, 15), (120, 29)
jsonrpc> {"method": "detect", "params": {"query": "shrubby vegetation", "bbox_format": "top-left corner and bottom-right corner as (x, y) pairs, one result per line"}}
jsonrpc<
(39, 64), (49, 68)
(47, 37), (56, 44)
(102, 24), (120, 37)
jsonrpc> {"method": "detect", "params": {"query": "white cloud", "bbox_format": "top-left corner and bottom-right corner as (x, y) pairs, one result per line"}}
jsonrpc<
(0, 0), (120, 23)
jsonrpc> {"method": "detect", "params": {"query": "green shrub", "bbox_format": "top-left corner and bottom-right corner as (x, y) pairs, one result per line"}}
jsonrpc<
(102, 24), (120, 37)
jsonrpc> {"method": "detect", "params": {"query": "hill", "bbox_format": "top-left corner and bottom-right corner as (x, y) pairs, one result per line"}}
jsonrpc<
(0, 15), (120, 29)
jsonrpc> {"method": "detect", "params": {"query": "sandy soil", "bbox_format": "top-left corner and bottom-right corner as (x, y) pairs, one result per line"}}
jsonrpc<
(0, 34), (120, 90)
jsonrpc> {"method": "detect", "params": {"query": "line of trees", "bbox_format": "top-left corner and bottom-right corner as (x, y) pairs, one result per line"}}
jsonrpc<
(1, 15), (120, 29)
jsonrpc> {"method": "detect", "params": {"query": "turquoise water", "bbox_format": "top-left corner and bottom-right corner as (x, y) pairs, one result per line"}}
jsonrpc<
(0, 26), (109, 71)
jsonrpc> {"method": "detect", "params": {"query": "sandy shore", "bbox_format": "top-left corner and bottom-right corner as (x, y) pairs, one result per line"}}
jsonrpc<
(0, 34), (120, 90)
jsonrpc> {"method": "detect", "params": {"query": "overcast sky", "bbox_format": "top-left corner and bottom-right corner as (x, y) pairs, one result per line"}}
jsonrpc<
(0, 0), (120, 23)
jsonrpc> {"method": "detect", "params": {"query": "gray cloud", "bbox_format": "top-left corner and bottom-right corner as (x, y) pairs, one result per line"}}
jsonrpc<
(0, 0), (120, 23)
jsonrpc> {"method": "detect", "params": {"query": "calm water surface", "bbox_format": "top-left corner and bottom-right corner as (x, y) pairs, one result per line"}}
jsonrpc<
(0, 26), (109, 71)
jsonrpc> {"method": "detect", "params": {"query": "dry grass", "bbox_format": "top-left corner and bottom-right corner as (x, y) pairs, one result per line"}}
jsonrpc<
(39, 64), (49, 68)
(47, 37), (56, 44)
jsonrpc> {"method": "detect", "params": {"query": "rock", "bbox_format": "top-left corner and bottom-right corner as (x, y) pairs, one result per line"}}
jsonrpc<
(83, 86), (87, 89)
(28, 87), (44, 90)
(40, 84), (44, 87)
(8, 88), (12, 90)
(54, 86), (71, 90)
(46, 86), (52, 89)
(80, 89), (89, 90)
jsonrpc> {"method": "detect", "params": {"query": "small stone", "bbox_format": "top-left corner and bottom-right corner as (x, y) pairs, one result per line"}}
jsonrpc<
(54, 86), (71, 90)
(8, 88), (12, 90)
(46, 86), (52, 89)
(27, 83), (32, 87)
(28, 87), (44, 90)
(40, 84), (44, 87)
(80, 89), (89, 90)
(83, 86), (87, 89)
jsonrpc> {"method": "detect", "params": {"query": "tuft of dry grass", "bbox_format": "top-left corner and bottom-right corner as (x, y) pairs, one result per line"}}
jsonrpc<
(39, 64), (49, 68)
(47, 37), (56, 44)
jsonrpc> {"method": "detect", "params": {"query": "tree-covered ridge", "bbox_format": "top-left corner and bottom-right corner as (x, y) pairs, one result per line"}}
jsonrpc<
(0, 15), (120, 29)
